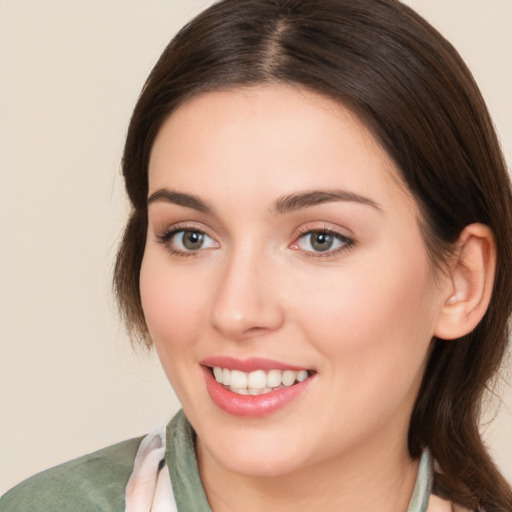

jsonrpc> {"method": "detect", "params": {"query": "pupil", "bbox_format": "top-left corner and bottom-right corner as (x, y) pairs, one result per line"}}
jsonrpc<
(183, 231), (203, 250)
(311, 232), (333, 252)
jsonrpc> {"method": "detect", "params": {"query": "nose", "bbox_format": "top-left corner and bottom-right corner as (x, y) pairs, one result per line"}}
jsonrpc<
(210, 246), (285, 340)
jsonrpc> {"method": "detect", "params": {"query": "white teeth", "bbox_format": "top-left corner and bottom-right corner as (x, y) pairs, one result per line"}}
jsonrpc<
(211, 366), (311, 394)
(230, 370), (248, 389)
(213, 367), (223, 383)
(267, 369), (282, 388)
(248, 370), (266, 389)
(248, 387), (271, 396)
(230, 386), (248, 395)
(282, 370), (297, 386)
(297, 370), (308, 382)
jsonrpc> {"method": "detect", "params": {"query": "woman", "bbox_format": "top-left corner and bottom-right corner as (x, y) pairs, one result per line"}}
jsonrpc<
(1, 0), (511, 511)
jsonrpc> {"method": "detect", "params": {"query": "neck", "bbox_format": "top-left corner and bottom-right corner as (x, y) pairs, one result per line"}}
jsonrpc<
(197, 431), (420, 512)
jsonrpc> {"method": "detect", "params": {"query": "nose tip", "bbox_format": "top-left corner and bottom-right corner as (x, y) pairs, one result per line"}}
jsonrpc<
(209, 257), (284, 340)
(211, 309), (278, 340)
(211, 291), (285, 340)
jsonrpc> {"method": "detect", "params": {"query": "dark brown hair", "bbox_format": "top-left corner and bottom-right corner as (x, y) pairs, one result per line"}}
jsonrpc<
(114, 0), (512, 509)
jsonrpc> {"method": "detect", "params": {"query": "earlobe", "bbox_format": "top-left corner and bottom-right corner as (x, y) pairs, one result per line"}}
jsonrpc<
(434, 224), (496, 340)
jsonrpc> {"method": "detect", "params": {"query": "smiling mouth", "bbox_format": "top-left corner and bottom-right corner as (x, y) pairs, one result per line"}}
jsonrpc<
(208, 367), (316, 396)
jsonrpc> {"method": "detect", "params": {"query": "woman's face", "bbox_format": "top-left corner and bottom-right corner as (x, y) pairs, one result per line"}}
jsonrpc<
(140, 85), (451, 477)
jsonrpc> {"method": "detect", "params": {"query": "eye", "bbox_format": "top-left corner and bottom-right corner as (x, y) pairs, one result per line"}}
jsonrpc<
(291, 229), (353, 255)
(157, 228), (218, 255)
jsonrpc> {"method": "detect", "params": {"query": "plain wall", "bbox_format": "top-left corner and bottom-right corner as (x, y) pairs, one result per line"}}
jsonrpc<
(1, 0), (511, 494)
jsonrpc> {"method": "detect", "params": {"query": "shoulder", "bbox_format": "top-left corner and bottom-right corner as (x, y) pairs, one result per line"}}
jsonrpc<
(0, 436), (143, 512)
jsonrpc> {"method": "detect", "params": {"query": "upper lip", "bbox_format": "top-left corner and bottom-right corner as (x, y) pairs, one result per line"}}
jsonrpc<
(200, 356), (312, 373)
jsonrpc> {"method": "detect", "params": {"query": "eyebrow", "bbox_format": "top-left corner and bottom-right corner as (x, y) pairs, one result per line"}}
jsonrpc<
(273, 189), (382, 214)
(147, 189), (213, 213)
(146, 188), (382, 214)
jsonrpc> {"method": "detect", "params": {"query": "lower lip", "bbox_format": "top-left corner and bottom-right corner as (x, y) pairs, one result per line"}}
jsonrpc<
(202, 366), (314, 417)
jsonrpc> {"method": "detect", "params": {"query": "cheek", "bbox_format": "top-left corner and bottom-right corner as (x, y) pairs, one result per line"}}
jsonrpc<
(139, 251), (216, 404)
(139, 251), (208, 355)
(288, 256), (439, 437)
(292, 250), (439, 374)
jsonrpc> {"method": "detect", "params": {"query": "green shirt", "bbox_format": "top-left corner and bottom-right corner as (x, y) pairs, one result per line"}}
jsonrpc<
(0, 410), (210, 512)
(0, 409), (431, 511)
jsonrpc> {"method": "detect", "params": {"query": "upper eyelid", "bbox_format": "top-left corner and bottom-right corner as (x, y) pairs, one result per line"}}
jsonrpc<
(293, 221), (354, 238)
(148, 212), (226, 237)
(156, 226), (219, 256)
(154, 224), (217, 250)
(156, 221), (214, 237)
(290, 223), (356, 254)
(294, 228), (354, 245)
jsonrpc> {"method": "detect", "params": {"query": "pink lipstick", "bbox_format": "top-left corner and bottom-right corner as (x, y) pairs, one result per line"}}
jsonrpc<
(200, 357), (315, 417)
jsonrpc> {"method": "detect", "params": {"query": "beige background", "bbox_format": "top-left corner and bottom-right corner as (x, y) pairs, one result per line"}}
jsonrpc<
(0, 0), (510, 494)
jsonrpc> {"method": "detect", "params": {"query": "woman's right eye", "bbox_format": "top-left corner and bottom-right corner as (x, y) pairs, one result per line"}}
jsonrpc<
(157, 229), (218, 255)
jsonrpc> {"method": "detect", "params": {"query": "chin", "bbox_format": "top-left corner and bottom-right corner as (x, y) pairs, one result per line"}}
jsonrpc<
(213, 446), (309, 478)
(195, 422), (316, 478)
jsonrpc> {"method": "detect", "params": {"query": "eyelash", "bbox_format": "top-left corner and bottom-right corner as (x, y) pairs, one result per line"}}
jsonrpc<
(291, 225), (355, 258)
(155, 224), (355, 259)
(156, 223), (217, 259)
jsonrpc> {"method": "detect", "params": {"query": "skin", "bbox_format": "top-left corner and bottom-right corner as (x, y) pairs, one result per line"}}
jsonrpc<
(140, 85), (457, 511)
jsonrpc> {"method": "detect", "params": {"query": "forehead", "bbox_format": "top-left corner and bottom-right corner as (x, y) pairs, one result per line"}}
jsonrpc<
(148, 84), (415, 212)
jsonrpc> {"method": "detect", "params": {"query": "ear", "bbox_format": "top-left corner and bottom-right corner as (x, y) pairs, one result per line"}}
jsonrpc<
(434, 223), (496, 340)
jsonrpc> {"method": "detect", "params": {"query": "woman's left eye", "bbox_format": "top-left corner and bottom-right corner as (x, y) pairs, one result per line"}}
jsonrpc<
(291, 230), (353, 255)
